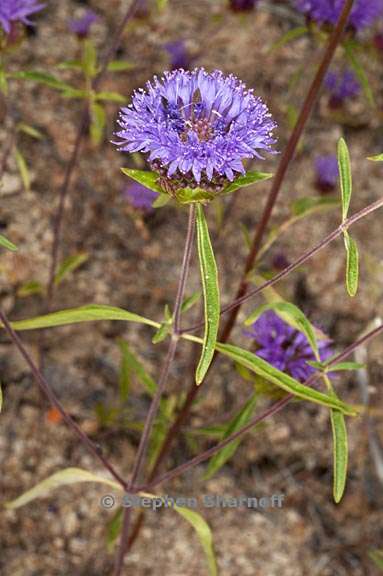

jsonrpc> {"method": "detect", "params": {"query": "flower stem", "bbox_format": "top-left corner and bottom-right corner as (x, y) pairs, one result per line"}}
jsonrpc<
(113, 204), (196, 575)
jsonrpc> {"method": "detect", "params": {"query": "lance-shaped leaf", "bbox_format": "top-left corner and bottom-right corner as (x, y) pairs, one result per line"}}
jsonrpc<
(337, 138), (352, 222)
(6, 304), (160, 331)
(245, 301), (319, 360)
(10, 71), (73, 91)
(344, 42), (375, 108)
(118, 339), (157, 397)
(54, 253), (89, 286)
(343, 231), (359, 297)
(121, 168), (164, 194)
(174, 507), (217, 576)
(204, 394), (258, 480)
(195, 204), (220, 385)
(331, 408), (348, 503)
(14, 147), (31, 191)
(215, 343), (357, 415)
(5, 467), (122, 510)
(368, 153), (383, 162)
(0, 234), (17, 252)
(221, 171), (272, 196)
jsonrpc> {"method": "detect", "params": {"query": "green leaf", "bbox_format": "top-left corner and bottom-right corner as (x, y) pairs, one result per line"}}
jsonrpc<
(14, 147), (31, 191)
(17, 123), (44, 140)
(215, 342), (357, 415)
(61, 88), (89, 99)
(10, 71), (73, 91)
(221, 171), (272, 196)
(337, 138), (352, 222)
(54, 253), (89, 286)
(307, 360), (364, 372)
(268, 26), (308, 53)
(0, 67), (8, 95)
(291, 196), (339, 217)
(152, 322), (171, 344)
(368, 153), (383, 162)
(96, 91), (126, 103)
(204, 394), (258, 480)
(343, 231), (359, 297)
(330, 409), (348, 503)
(57, 59), (82, 71)
(17, 280), (43, 297)
(121, 168), (164, 194)
(8, 304), (160, 332)
(174, 507), (217, 576)
(195, 205), (220, 385)
(245, 301), (319, 359)
(118, 340), (157, 396)
(152, 193), (170, 208)
(369, 549), (383, 570)
(5, 467), (122, 509)
(0, 234), (17, 252)
(344, 42), (375, 107)
(107, 60), (135, 72)
(106, 508), (123, 552)
(90, 102), (106, 146)
(176, 188), (214, 204)
(181, 291), (201, 314)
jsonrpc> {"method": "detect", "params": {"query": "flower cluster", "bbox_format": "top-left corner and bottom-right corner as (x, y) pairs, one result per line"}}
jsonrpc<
(115, 68), (276, 192)
(295, 0), (383, 32)
(324, 68), (360, 108)
(0, 0), (44, 34)
(314, 154), (339, 192)
(69, 10), (99, 39)
(245, 311), (333, 383)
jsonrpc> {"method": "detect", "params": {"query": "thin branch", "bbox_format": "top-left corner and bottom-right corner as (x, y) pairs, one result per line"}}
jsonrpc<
(0, 309), (127, 489)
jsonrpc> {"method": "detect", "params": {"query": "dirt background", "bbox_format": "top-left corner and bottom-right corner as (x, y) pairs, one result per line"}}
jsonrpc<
(1, 1), (383, 575)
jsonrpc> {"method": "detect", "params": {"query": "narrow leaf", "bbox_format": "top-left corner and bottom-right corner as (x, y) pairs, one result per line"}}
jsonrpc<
(10, 71), (73, 91)
(268, 26), (308, 53)
(6, 467), (122, 509)
(90, 102), (106, 146)
(215, 342), (357, 415)
(337, 138), (352, 221)
(0, 234), (17, 252)
(14, 147), (31, 191)
(54, 253), (88, 286)
(7, 304), (160, 331)
(174, 507), (217, 576)
(344, 42), (375, 107)
(204, 394), (258, 480)
(343, 231), (359, 297)
(195, 204), (220, 385)
(17, 123), (44, 140)
(368, 153), (383, 162)
(121, 168), (164, 194)
(221, 171), (272, 196)
(96, 91), (126, 103)
(107, 60), (135, 72)
(330, 409), (348, 503)
(118, 340), (157, 396)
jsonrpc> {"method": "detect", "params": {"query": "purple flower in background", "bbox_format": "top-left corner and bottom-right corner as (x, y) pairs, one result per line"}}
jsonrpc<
(244, 311), (333, 382)
(295, 0), (383, 32)
(69, 10), (99, 38)
(123, 182), (158, 210)
(324, 68), (360, 108)
(164, 41), (193, 70)
(229, 0), (258, 12)
(0, 0), (45, 34)
(115, 68), (277, 190)
(315, 154), (339, 192)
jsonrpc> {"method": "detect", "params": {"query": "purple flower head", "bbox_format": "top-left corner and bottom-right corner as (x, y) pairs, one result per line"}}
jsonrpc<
(114, 68), (277, 192)
(123, 182), (158, 210)
(0, 0), (45, 34)
(69, 10), (99, 39)
(229, 0), (258, 12)
(324, 68), (360, 108)
(244, 311), (333, 383)
(164, 40), (193, 70)
(295, 0), (383, 32)
(315, 154), (339, 192)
